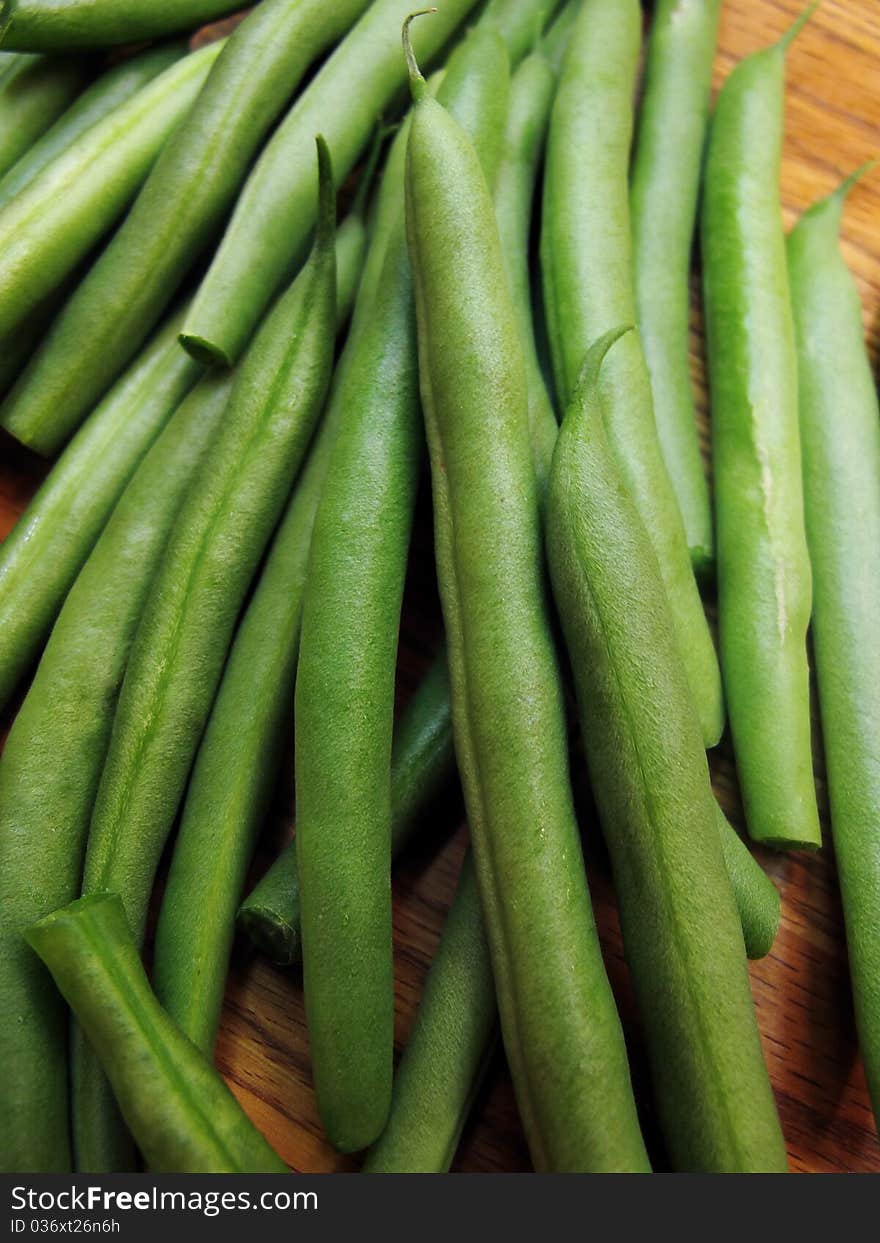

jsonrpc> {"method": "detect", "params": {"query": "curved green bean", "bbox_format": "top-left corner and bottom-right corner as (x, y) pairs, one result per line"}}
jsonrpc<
(295, 23), (510, 1157)
(180, 0), (483, 366)
(0, 41), (185, 210)
(701, 12), (821, 849)
(0, 40), (222, 405)
(363, 853), (497, 1173)
(546, 328), (787, 1171)
(541, 0), (724, 747)
(150, 213), (369, 1057)
(0, 0), (244, 49)
(25, 895), (287, 1174)
(405, 26), (649, 1173)
(630, 0), (721, 581)
(75, 146), (337, 1171)
(0, 373), (230, 1174)
(0, 49), (92, 175)
(0, 0), (369, 459)
(788, 170), (880, 1125)
(715, 804), (781, 962)
(0, 309), (202, 713)
(239, 653), (454, 967)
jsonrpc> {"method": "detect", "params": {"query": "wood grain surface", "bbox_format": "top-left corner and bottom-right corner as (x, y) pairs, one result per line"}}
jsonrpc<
(1, 0), (878, 1174)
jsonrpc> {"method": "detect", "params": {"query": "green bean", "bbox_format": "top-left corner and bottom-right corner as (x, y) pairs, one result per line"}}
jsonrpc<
(0, 1), (370, 460)
(0, 42), (185, 210)
(0, 311), (202, 713)
(239, 651), (455, 966)
(477, 0), (564, 65)
(715, 804), (781, 962)
(150, 212), (369, 1057)
(788, 169), (880, 1125)
(295, 23), (511, 1158)
(546, 328), (787, 1172)
(0, 0), (244, 49)
(541, 0), (724, 748)
(74, 145), (337, 1172)
(25, 895), (287, 1174)
(493, 43), (558, 496)
(0, 41), (223, 379)
(0, 50), (92, 175)
(0, 373), (230, 1174)
(630, 0), (721, 581)
(363, 852), (497, 1173)
(701, 10), (821, 849)
(404, 23), (649, 1172)
(180, 0), (485, 367)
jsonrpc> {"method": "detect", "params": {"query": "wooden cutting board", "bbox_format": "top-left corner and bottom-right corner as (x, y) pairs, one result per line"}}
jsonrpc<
(1, 0), (878, 1174)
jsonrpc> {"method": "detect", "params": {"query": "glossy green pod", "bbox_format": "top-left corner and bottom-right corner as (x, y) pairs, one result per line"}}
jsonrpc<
(0, 41), (185, 210)
(630, 0), (721, 580)
(0, 0), (244, 48)
(74, 147), (337, 1171)
(0, 50), (92, 175)
(405, 29), (649, 1173)
(0, 41), (222, 441)
(0, 372), (230, 1174)
(180, 0), (485, 366)
(239, 652), (455, 967)
(701, 12), (821, 849)
(150, 213), (368, 1057)
(295, 27), (510, 1154)
(363, 853), (497, 1173)
(541, 0), (723, 747)
(788, 170), (880, 1125)
(546, 329), (787, 1172)
(0, 309), (203, 713)
(25, 895), (287, 1174)
(0, 0), (369, 457)
(493, 44), (558, 496)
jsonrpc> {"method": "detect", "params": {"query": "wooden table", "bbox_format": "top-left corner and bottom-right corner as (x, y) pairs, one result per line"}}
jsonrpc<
(1, 0), (878, 1174)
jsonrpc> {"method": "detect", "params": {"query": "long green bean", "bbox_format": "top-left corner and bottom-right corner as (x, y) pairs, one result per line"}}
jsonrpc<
(0, 49), (92, 175)
(546, 328), (787, 1171)
(363, 853), (497, 1173)
(238, 653), (455, 967)
(0, 41), (185, 210)
(405, 22), (649, 1172)
(701, 11), (821, 849)
(180, 0), (484, 366)
(0, 372), (230, 1173)
(26, 895), (288, 1174)
(0, 309), (202, 713)
(0, 0), (244, 48)
(541, 0), (723, 747)
(75, 147), (337, 1171)
(630, 0), (721, 580)
(0, 41), (223, 389)
(150, 213), (369, 1056)
(0, 0), (370, 458)
(788, 170), (880, 1126)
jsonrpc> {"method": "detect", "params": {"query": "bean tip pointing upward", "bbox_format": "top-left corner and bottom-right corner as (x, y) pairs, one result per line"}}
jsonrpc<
(568, 326), (634, 418)
(833, 159), (879, 201)
(777, 0), (821, 54)
(403, 10), (436, 101)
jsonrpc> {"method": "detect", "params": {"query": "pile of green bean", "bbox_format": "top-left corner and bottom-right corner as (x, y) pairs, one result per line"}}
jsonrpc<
(0, 0), (877, 1177)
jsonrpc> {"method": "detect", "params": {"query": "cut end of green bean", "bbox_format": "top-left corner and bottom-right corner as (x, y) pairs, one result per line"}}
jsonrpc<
(403, 10), (435, 101)
(178, 333), (233, 369)
(237, 904), (300, 968)
(777, 0), (821, 54)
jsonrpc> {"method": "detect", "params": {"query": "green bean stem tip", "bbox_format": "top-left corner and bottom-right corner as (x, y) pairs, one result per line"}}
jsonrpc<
(778, 1), (821, 54)
(403, 10), (436, 101)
